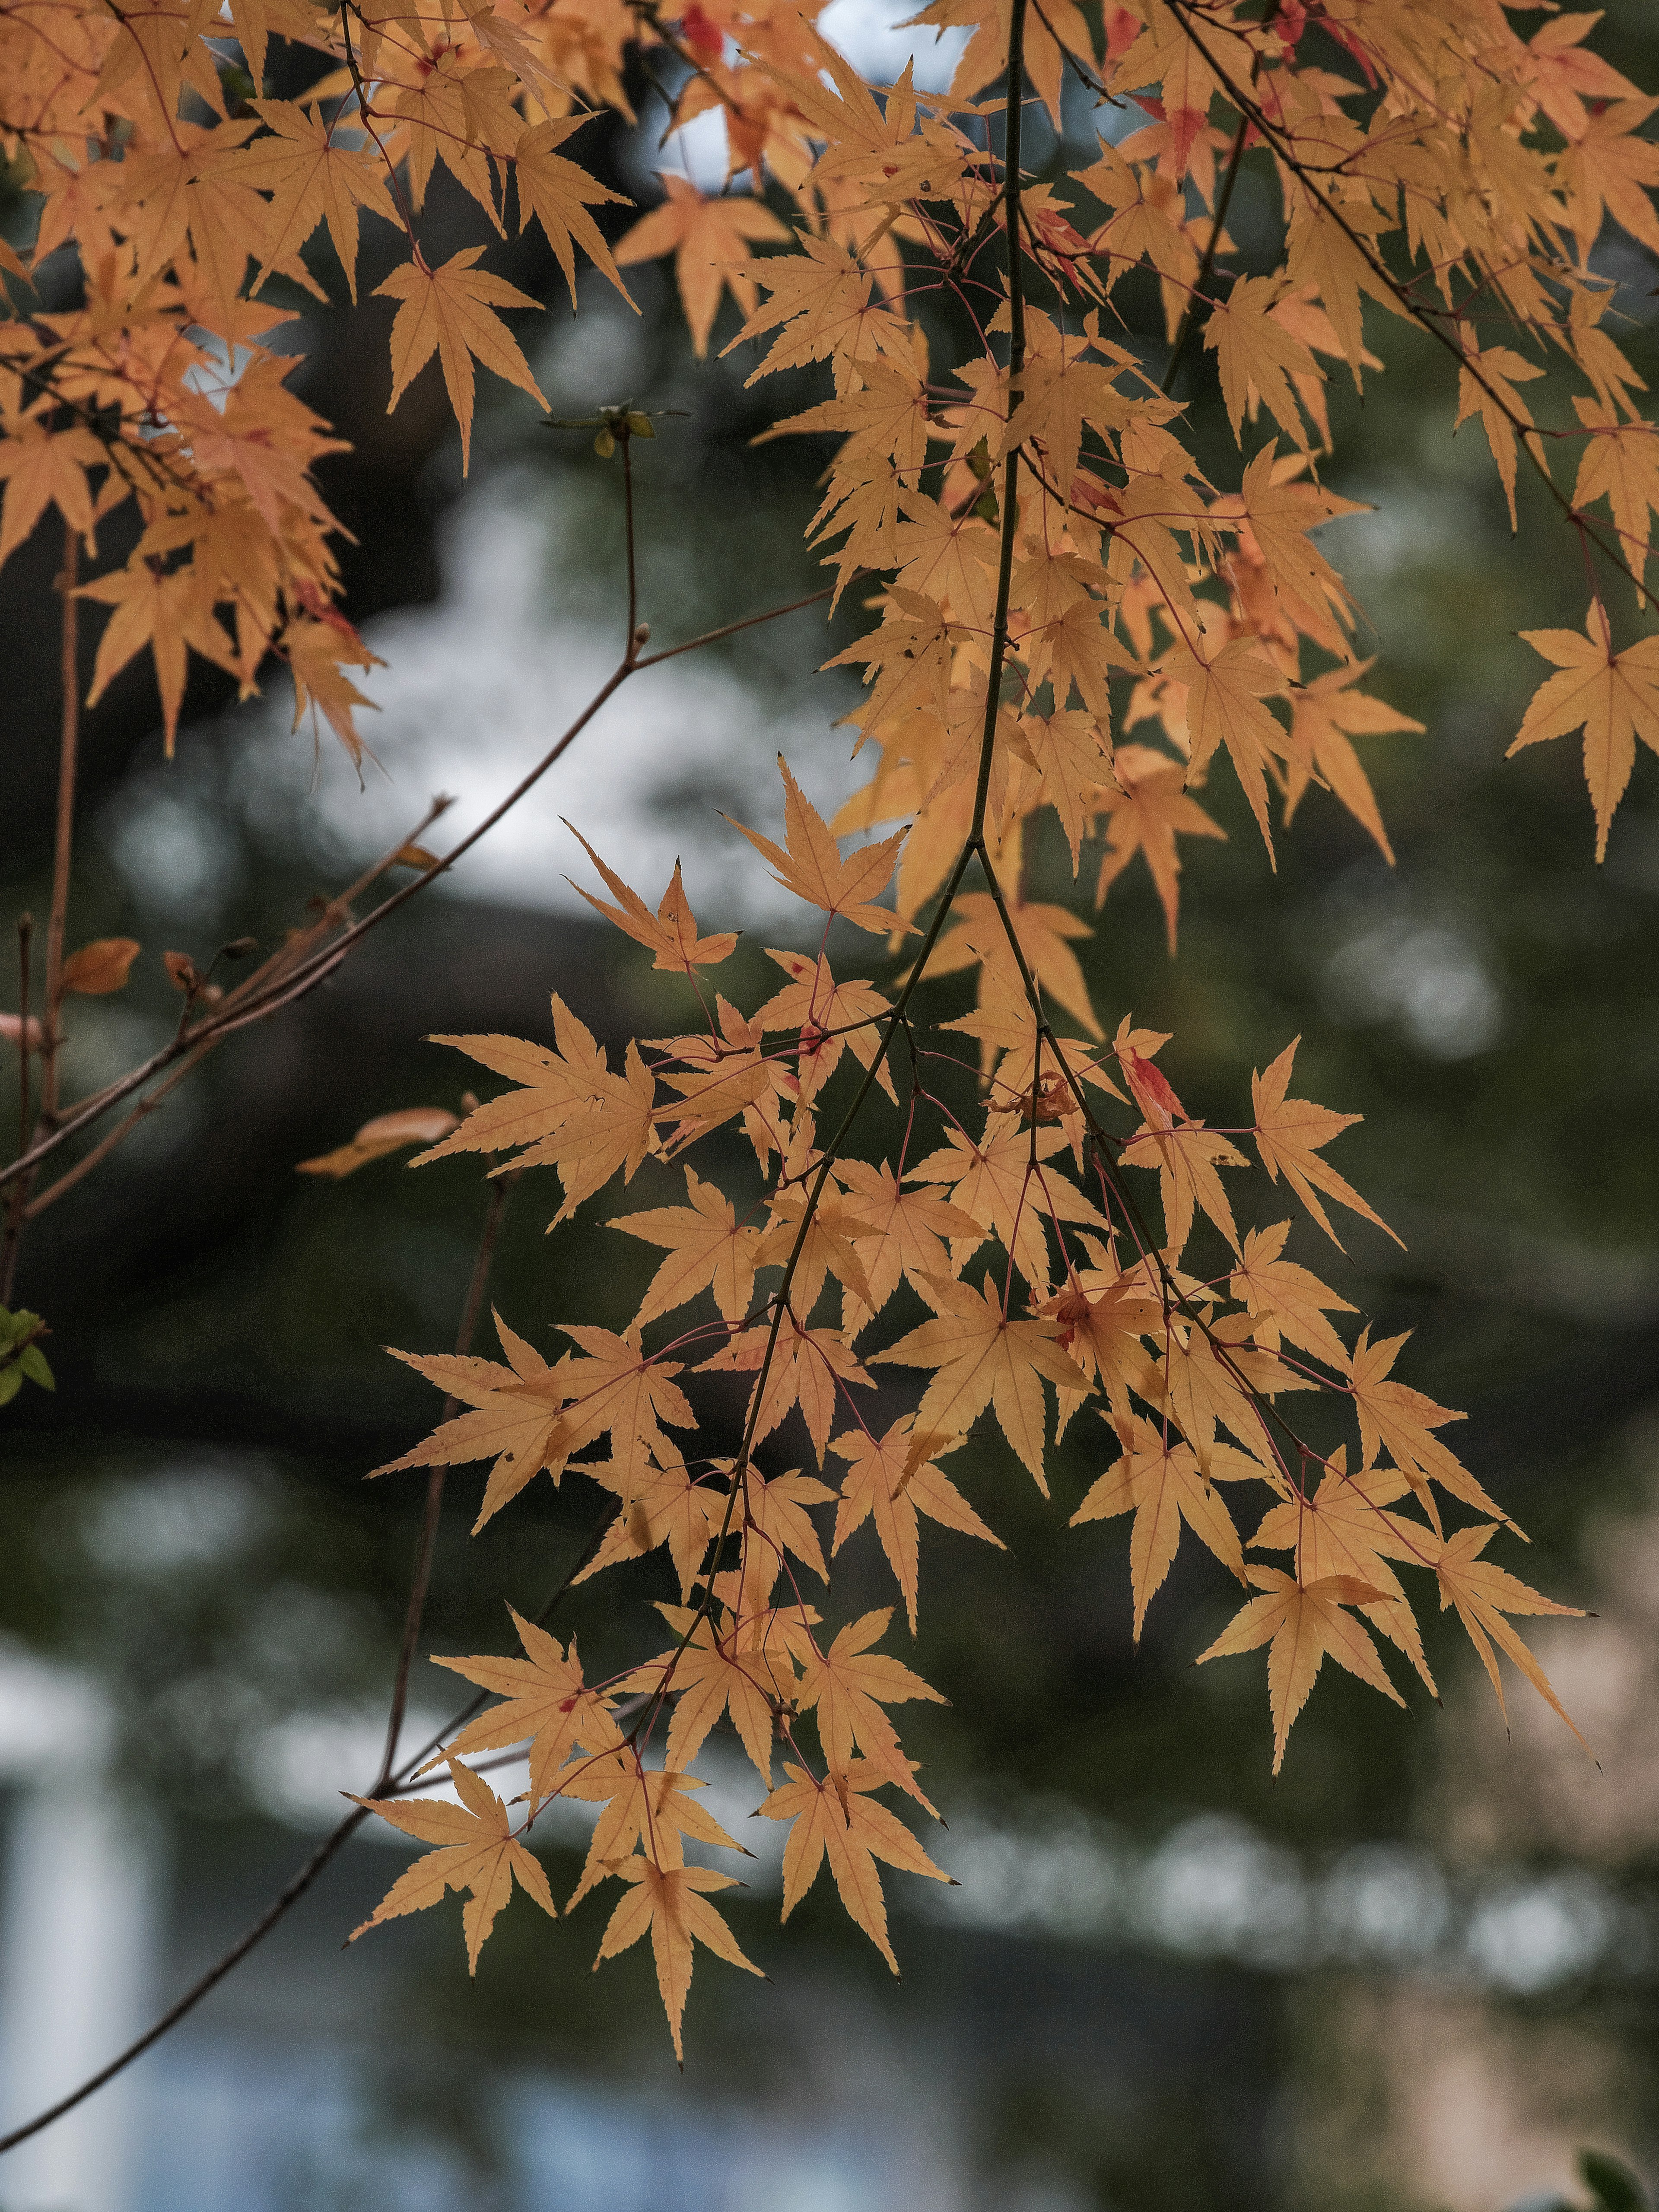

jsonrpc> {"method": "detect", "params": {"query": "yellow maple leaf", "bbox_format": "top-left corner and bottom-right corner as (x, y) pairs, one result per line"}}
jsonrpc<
(375, 247), (546, 473)
(614, 175), (787, 358)
(759, 1759), (950, 1973)
(351, 1757), (557, 1973)
(1198, 1568), (1404, 1775)
(593, 1857), (763, 2066)
(1510, 601), (1659, 859)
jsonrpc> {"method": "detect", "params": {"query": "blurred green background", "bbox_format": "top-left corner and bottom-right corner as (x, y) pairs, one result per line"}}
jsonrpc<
(2, 8), (1659, 2208)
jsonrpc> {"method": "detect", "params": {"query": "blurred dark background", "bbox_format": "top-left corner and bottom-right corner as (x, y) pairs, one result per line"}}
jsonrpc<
(3, 8), (1659, 2208)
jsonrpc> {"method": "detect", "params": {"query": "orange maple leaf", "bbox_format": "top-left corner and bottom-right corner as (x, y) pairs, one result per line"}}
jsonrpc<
(352, 1757), (557, 1972)
(1510, 602), (1659, 860)
(376, 247), (546, 473)
(1198, 1568), (1404, 1775)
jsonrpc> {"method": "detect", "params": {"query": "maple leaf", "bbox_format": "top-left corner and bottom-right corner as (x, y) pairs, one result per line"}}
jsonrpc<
(759, 1760), (950, 1973)
(1251, 1457), (1437, 1693)
(753, 950), (896, 1103)
(1203, 276), (1323, 448)
(1432, 1523), (1586, 1743)
(286, 616), (383, 769)
(1251, 1039), (1398, 1250)
(574, 1443), (728, 1599)
(1510, 603), (1659, 860)
(795, 1608), (947, 1812)
(1281, 665), (1422, 864)
(830, 1417), (1001, 1634)
(729, 756), (912, 935)
(378, 1309), (571, 1530)
(1229, 1221), (1355, 1373)
(0, 420), (102, 571)
(593, 1858), (763, 2065)
(1345, 1328), (1508, 1528)
(351, 1758), (557, 1972)
(1071, 1415), (1247, 1639)
(296, 1104), (458, 1178)
(1454, 345), (1545, 532)
(700, 1315), (875, 1469)
(873, 1273), (1087, 1493)
(78, 557), (240, 754)
(614, 176), (788, 358)
(636, 1601), (801, 1784)
(514, 118), (632, 306)
(566, 825), (737, 975)
(1093, 742), (1226, 953)
(562, 1751), (744, 1909)
(610, 1168), (760, 1327)
(831, 1158), (983, 1329)
(1164, 636), (1288, 860)
(421, 998), (657, 1220)
(232, 101), (400, 303)
(431, 1607), (623, 1808)
(376, 248), (547, 474)
(905, 1120), (1106, 1299)
(1198, 1568), (1404, 1775)
(928, 892), (1101, 1042)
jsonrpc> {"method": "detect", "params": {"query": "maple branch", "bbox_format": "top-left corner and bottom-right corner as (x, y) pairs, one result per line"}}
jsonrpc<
(630, 0), (1036, 1747)
(631, 586), (833, 667)
(1160, 110), (1249, 395)
(1164, 0), (1659, 615)
(0, 578), (841, 1202)
(41, 518), (79, 1130)
(0, 1506), (612, 2161)
(0, 915), (32, 1302)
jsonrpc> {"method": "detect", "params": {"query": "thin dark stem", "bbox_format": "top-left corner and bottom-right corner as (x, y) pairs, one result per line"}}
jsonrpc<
(1161, 108), (1249, 395)
(622, 432), (639, 645)
(41, 521), (79, 1127)
(0, 582), (833, 1201)
(0, 915), (32, 1303)
(629, 0), (1034, 1746)
(374, 1172), (518, 1791)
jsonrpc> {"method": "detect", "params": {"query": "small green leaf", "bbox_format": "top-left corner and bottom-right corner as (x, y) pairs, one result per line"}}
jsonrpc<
(18, 1344), (54, 1390)
(0, 1366), (20, 1408)
(594, 426), (616, 459)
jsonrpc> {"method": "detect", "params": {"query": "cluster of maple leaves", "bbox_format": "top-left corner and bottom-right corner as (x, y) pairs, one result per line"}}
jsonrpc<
(5, 0), (1654, 2057)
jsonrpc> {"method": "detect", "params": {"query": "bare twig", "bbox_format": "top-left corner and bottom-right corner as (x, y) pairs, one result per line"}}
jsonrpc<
(41, 519), (79, 1128)
(0, 1510), (609, 2160)
(374, 1172), (518, 1790)
(0, 581), (837, 1202)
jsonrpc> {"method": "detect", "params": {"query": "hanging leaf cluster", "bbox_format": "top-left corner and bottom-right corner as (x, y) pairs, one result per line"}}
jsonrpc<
(5, 0), (1648, 2061)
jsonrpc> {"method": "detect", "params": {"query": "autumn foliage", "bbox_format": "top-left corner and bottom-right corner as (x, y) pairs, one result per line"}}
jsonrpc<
(2, 0), (1653, 2075)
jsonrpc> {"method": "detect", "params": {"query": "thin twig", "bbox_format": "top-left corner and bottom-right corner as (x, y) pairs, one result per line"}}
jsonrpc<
(0, 582), (835, 1201)
(1160, 108), (1249, 394)
(41, 518), (79, 1128)
(0, 915), (32, 1302)
(629, 0), (1036, 1748)
(0, 1506), (610, 2161)
(375, 1173), (518, 1790)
